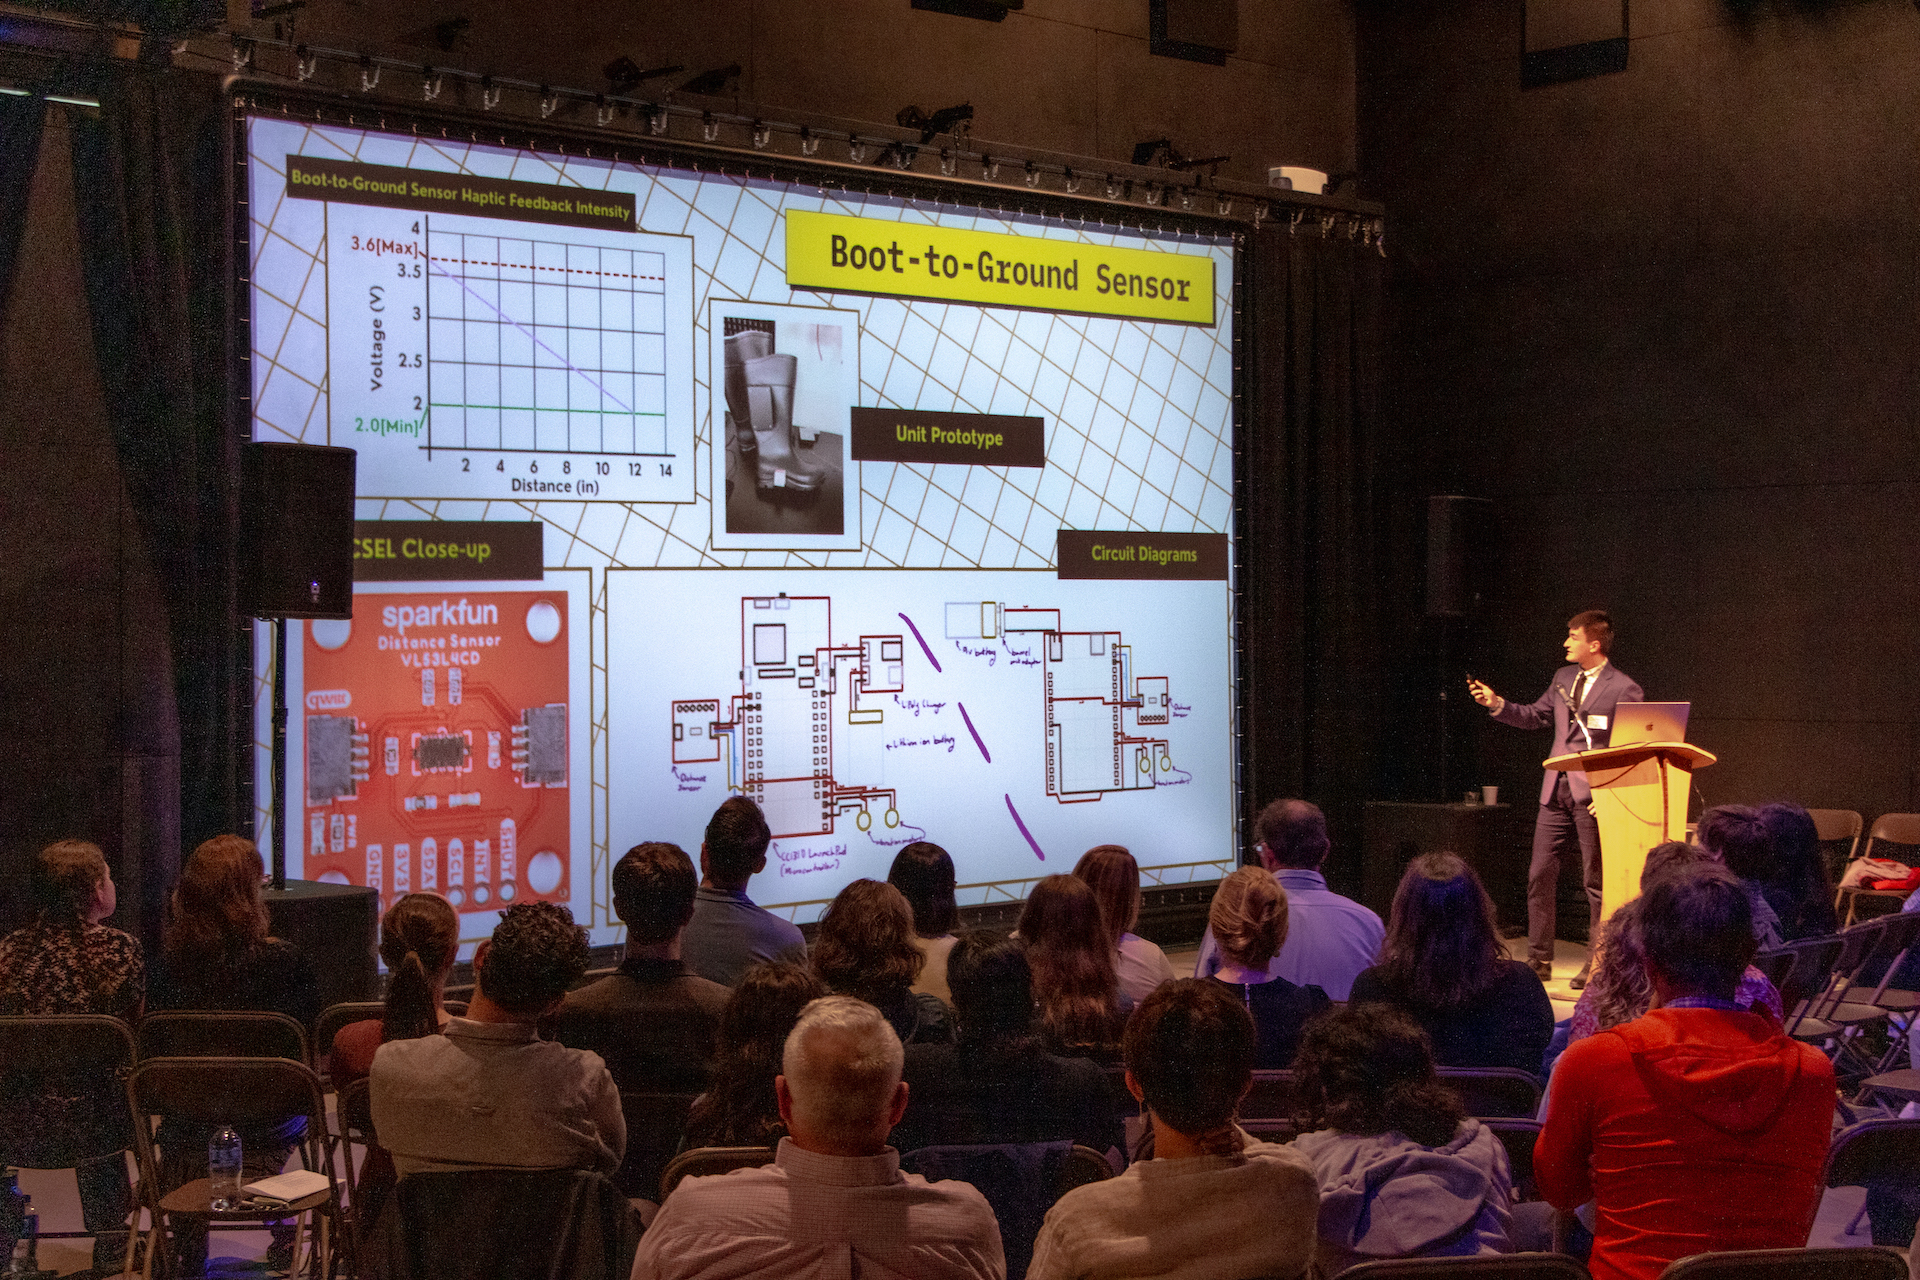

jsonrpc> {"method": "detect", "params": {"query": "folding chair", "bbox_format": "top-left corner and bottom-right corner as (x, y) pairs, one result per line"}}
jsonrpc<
(334, 1076), (387, 1241)
(1750, 946), (1796, 996)
(1657, 1246), (1907, 1278)
(0, 1015), (138, 1274)
(1807, 809), (1863, 881)
(1837, 813), (1920, 926)
(1480, 1117), (1543, 1202)
(1439, 1068), (1543, 1118)
(900, 1141), (1110, 1280)
(314, 1002), (384, 1067)
(1335, 1255), (1590, 1277)
(657, 1146), (776, 1201)
(127, 1056), (346, 1280)
(1843, 911), (1920, 1077)
(1236, 1069), (1299, 1143)
(1788, 923), (1889, 1080)
(1824, 1117), (1920, 1240)
(135, 1011), (309, 1065)
(1775, 936), (1843, 1038)
(364, 1168), (640, 1280)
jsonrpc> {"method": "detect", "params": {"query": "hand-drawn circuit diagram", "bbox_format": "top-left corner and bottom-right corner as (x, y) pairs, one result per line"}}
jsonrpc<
(671, 594), (1179, 840)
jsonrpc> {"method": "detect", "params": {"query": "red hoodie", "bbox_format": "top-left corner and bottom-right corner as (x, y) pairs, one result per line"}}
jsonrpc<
(1537, 1007), (1835, 1280)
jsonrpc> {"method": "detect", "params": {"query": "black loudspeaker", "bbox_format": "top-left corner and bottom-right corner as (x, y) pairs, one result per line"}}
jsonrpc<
(264, 880), (380, 1008)
(240, 443), (356, 620)
(1426, 494), (1493, 618)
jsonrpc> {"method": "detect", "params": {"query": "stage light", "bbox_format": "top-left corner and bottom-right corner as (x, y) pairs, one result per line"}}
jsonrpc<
(296, 46), (318, 82)
(940, 149), (957, 177)
(850, 139), (870, 164)
(801, 126), (820, 156)
(1024, 161), (1040, 187)
(423, 68), (444, 102)
(702, 112), (720, 142)
(540, 88), (560, 119)
(596, 96), (614, 127)
(752, 120), (770, 149)
(1215, 193), (1231, 216)
(1105, 176), (1120, 200)
(649, 105), (669, 135)
(1065, 168), (1082, 194)
(896, 103), (974, 143)
(1145, 184), (1163, 206)
(982, 155), (1000, 180)
(231, 37), (253, 73)
(359, 57), (380, 93)
(1252, 200), (1269, 227)
(1179, 186), (1193, 211)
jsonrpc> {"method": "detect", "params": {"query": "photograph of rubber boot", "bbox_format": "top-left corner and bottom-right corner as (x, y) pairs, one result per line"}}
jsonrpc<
(723, 328), (772, 469)
(745, 351), (827, 492)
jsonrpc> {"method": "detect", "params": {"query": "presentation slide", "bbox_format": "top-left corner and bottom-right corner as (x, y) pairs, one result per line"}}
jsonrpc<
(245, 110), (1239, 943)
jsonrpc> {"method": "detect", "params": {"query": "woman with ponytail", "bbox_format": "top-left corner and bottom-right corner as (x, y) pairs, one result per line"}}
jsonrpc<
(1291, 1004), (1516, 1276)
(1205, 866), (1330, 1067)
(327, 893), (458, 1237)
(329, 892), (461, 1087)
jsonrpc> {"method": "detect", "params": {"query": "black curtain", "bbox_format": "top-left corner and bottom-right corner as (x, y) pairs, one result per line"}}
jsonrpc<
(1240, 217), (1390, 891)
(0, 95), (48, 322)
(71, 61), (242, 938)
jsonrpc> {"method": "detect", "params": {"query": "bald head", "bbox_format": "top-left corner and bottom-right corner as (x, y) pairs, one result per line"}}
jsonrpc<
(778, 996), (907, 1154)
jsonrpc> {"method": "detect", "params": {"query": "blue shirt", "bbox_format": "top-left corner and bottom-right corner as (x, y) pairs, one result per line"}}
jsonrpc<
(683, 886), (808, 986)
(1193, 868), (1385, 1001)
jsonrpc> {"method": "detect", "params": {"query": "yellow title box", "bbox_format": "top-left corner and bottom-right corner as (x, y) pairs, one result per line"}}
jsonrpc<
(785, 210), (1216, 327)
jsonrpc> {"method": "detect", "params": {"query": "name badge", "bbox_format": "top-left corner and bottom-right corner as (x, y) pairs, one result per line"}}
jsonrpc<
(1587, 714), (1609, 730)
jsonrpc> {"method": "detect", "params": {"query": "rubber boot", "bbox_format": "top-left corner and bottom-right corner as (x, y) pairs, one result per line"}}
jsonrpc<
(723, 330), (772, 466)
(745, 352), (825, 492)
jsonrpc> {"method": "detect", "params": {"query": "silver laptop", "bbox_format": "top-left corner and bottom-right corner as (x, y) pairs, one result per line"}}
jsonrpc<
(1609, 702), (1690, 746)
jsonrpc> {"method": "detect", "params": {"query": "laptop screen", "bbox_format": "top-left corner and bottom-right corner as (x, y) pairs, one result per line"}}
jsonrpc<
(1609, 702), (1690, 747)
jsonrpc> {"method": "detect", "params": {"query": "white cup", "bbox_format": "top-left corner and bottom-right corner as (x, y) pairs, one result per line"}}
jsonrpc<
(1482, 785), (1500, 806)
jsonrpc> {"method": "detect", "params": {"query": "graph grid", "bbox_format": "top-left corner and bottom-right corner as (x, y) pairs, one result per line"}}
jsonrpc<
(425, 230), (670, 455)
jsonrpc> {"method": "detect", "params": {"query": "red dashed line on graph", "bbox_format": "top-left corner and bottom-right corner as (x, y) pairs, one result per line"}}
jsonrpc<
(427, 255), (665, 282)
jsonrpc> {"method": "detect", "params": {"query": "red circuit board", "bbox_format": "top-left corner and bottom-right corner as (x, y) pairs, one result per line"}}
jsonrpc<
(301, 588), (571, 914)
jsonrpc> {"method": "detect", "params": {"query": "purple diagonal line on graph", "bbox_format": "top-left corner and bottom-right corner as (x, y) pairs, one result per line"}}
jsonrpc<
(897, 612), (941, 673)
(1004, 794), (1045, 862)
(958, 702), (990, 763)
(426, 257), (632, 412)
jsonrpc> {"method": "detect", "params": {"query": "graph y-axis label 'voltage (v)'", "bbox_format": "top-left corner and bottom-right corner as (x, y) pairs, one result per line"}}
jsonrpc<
(298, 157), (696, 503)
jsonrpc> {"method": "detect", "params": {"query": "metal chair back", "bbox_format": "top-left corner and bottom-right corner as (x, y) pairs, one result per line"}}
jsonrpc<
(1825, 1117), (1920, 1190)
(0, 1014), (136, 1166)
(1657, 1246), (1907, 1279)
(1750, 947), (1796, 995)
(614, 1091), (699, 1201)
(658, 1145), (776, 1201)
(314, 1001), (384, 1062)
(1438, 1067), (1543, 1118)
(136, 1009), (310, 1064)
(1777, 936), (1843, 1034)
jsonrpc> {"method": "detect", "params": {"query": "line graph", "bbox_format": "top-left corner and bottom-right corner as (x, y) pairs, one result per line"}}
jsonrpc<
(426, 231), (670, 456)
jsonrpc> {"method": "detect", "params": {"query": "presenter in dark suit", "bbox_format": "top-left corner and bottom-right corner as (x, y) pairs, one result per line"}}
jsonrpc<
(1467, 610), (1643, 988)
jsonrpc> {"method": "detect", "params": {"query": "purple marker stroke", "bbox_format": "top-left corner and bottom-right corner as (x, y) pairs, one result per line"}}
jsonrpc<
(1004, 794), (1046, 862)
(897, 612), (942, 673)
(957, 702), (991, 763)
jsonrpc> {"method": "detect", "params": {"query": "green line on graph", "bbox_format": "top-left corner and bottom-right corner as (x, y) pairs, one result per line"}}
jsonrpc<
(429, 403), (667, 416)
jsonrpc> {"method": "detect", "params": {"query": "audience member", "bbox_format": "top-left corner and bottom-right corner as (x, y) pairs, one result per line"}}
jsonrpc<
(0, 840), (143, 1273)
(891, 932), (1121, 1155)
(1755, 802), (1840, 941)
(149, 835), (320, 1275)
(683, 797), (806, 985)
(1566, 843), (1782, 1050)
(331, 892), (461, 1088)
(1074, 844), (1176, 1004)
(1538, 866), (1836, 1280)
(634, 995), (1005, 1280)
(1027, 980), (1319, 1280)
(1194, 799), (1384, 1000)
(373, 902), (623, 1176)
(890, 841), (961, 1005)
(1018, 874), (1129, 1059)
(1695, 805), (1785, 949)
(1347, 853), (1553, 1074)
(812, 878), (954, 1044)
(1292, 1004), (1515, 1275)
(556, 842), (729, 1092)
(328, 892), (458, 1238)
(1206, 867), (1330, 1067)
(681, 962), (827, 1150)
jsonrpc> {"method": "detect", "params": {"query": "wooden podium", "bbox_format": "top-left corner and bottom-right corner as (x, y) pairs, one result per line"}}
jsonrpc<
(1544, 741), (1717, 923)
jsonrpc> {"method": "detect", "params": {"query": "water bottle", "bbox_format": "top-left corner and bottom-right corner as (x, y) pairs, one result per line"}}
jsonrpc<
(208, 1126), (243, 1211)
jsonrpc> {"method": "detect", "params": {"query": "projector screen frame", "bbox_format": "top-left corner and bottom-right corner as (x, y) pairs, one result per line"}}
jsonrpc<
(230, 85), (1254, 939)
